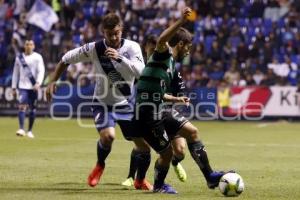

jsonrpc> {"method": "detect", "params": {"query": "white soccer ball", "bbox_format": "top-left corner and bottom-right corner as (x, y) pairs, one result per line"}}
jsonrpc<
(219, 172), (244, 197)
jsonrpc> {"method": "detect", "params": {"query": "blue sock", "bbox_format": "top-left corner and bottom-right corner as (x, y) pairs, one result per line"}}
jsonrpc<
(18, 110), (25, 130)
(28, 109), (36, 131)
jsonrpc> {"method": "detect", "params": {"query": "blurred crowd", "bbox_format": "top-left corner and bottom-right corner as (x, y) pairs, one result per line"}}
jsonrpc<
(1, 0), (300, 88)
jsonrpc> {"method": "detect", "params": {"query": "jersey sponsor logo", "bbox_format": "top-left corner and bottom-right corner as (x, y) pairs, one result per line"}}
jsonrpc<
(122, 52), (130, 59)
(136, 56), (143, 63)
(79, 44), (90, 57)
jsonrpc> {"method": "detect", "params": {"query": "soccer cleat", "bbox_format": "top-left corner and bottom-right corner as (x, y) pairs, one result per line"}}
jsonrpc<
(16, 129), (26, 137)
(87, 163), (105, 187)
(153, 183), (178, 194)
(121, 177), (134, 187)
(134, 179), (153, 191)
(173, 163), (187, 182)
(26, 131), (35, 138)
(207, 170), (235, 189)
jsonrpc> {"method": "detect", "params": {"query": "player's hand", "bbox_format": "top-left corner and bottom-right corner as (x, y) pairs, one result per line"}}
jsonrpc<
(105, 47), (120, 60)
(12, 88), (17, 100)
(174, 96), (190, 106)
(180, 7), (192, 23)
(46, 82), (57, 102)
(33, 83), (40, 91)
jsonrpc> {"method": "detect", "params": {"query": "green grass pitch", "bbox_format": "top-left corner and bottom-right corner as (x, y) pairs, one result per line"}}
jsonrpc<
(1, 117), (300, 200)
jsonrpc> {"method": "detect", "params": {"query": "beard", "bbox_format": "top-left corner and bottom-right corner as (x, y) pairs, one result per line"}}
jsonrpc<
(107, 39), (121, 49)
(176, 53), (185, 62)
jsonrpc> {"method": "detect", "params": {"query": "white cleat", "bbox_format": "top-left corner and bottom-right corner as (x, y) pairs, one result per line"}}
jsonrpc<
(26, 131), (35, 138)
(16, 129), (26, 137)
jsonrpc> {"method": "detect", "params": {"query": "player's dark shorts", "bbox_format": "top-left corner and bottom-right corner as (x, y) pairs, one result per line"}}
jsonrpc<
(163, 108), (188, 140)
(18, 89), (37, 109)
(136, 105), (188, 153)
(91, 100), (139, 140)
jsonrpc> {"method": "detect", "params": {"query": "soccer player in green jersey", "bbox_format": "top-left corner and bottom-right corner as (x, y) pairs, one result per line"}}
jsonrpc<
(135, 7), (229, 194)
(122, 35), (187, 187)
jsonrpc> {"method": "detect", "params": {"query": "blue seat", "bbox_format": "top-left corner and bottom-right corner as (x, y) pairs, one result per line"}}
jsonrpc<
(204, 36), (215, 54)
(277, 52), (285, 63)
(264, 19), (273, 29)
(82, 2), (93, 19)
(32, 29), (44, 49)
(95, 5), (105, 17)
(216, 17), (223, 26)
(291, 54), (300, 65)
(72, 34), (81, 46)
(247, 26), (256, 38)
(290, 55), (297, 63)
(238, 18), (247, 27)
(277, 18), (286, 28)
(251, 18), (262, 27)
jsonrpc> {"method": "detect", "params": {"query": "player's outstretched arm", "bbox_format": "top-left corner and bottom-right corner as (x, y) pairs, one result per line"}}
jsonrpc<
(46, 43), (94, 102)
(46, 61), (68, 102)
(156, 7), (192, 53)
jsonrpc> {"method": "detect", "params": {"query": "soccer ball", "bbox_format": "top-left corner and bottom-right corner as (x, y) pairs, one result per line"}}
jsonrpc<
(219, 172), (244, 197)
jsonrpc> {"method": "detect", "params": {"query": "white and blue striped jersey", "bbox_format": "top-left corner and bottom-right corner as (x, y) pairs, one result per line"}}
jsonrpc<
(12, 52), (45, 90)
(61, 39), (145, 106)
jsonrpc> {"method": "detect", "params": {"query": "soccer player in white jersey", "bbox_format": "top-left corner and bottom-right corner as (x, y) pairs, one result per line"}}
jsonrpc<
(12, 39), (45, 138)
(46, 13), (152, 190)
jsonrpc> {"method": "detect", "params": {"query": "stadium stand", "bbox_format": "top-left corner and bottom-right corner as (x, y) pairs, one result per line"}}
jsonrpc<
(0, 0), (300, 88)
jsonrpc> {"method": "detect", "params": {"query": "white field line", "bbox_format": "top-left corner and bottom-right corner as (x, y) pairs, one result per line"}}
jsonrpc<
(256, 123), (270, 128)
(255, 120), (294, 128)
(205, 142), (300, 148)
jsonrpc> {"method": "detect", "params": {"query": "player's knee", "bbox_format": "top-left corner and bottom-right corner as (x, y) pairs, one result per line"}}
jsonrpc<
(18, 104), (27, 111)
(100, 133), (115, 145)
(186, 126), (199, 142)
(173, 145), (185, 159)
